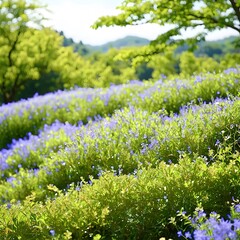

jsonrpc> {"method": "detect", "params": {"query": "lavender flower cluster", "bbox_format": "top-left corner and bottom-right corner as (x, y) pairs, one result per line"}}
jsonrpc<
(179, 205), (240, 239)
(0, 87), (100, 124)
(0, 80), (148, 150)
(0, 95), (238, 178)
(0, 80), (145, 124)
(0, 120), (81, 174)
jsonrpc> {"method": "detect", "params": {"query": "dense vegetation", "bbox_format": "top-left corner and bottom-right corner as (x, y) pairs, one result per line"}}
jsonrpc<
(1, 68), (240, 239)
(6, 33), (240, 103)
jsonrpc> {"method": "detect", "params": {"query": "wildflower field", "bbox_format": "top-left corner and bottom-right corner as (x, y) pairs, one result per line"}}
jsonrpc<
(0, 68), (240, 239)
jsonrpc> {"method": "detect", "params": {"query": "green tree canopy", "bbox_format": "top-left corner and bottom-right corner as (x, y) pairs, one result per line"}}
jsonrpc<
(93, 0), (240, 47)
(53, 48), (137, 89)
(0, 0), (63, 103)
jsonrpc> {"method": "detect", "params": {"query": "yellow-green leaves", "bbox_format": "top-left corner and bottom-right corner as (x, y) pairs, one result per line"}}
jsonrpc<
(147, 46), (177, 79)
(0, 1), (63, 103)
(55, 48), (137, 89)
(0, 28), (62, 103)
(93, 0), (240, 54)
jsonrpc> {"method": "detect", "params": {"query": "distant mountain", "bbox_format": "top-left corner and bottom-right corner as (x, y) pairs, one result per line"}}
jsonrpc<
(59, 33), (150, 55)
(175, 36), (239, 57)
(60, 31), (239, 57)
(195, 36), (239, 56)
(85, 36), (150, 53)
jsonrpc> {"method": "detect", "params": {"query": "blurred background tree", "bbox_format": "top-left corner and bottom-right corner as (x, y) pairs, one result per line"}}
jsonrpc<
(0, 0), (64, 103)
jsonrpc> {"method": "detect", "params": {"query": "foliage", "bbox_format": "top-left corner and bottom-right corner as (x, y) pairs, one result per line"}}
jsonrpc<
(92, 0), (240, 68)
(0, 0), (64, 103)
(1, 23), (237, 102)
(93, 0), (240, 46)
(0, 155), (240, 239)
(1, 0), (239, 104)
(49, 46), (88, 88)
(0, 68), (239, 149)
(0, 51), (240, 239)
(147, 46), (178, 78)
(179, 52), (220, 76)
(77, 49), (136, 88)
(220, 53), (240, 70)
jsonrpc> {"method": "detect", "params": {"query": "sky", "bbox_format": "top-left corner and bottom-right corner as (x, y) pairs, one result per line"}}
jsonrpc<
(41, 0), (238, 46)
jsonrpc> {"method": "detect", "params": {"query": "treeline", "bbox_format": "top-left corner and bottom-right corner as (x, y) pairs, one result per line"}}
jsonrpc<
(64, 34), (239, 57)
(15, 33), (240, 103)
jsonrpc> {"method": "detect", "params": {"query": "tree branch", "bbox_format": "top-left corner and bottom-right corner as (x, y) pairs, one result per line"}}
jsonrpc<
(188, 12), (240, 33)
(8, 29), (22, 67)
(11, 72), (21, 100)
(229, 0), (240, 24)
(1, 29), (23, 103)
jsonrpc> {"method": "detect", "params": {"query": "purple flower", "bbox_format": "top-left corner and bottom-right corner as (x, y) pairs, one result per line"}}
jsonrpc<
(168, 159), (172, 164)
(185, 231), (192, 239)
(88, 180), (93, 186)
(177, 230), (183, 237)
(194, 230), (210, 240)
(198, 210), (206, 218)
(194, 75), (204, 84)
(211, 218), (233, 239)
(6, 176), (16, 184)
(148, 139), (159, 149)
(215, 139), (220, 146)
(191, 215), (240, 240)
(224, 68), (239, 74)
(49, 229), (55, 236)
(161, 74), (167, 79)
(234, 204), (240, 213)
(233, 219), (240, 229)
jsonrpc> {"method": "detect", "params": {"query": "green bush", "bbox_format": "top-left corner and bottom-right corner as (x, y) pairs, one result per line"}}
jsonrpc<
(1, 98), (240, 202)
(0, 68), (239, 149)
(0, 68), (240, 239)
(0, 155), (239, 239)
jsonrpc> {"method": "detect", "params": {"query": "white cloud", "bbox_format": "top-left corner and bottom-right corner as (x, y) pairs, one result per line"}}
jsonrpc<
(206, 29), (238, 41)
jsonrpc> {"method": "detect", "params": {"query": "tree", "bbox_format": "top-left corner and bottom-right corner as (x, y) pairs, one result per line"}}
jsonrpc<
(54, 48), (137, 89)
(93, 0), (240, 49)
(219, 52), (240, 69)
(50, 46), (88, 89)
(0, 0), (63, 103)
(179, 52), (221, 75)
(147, 46), (178, 79)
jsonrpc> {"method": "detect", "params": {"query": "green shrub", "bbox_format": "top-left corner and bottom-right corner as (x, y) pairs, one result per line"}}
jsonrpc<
(1, 98), (240, 202)
(0, 155), (239, 239)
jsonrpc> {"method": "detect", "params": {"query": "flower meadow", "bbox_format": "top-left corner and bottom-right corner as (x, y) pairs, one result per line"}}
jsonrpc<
(0, 68), (240, 239)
